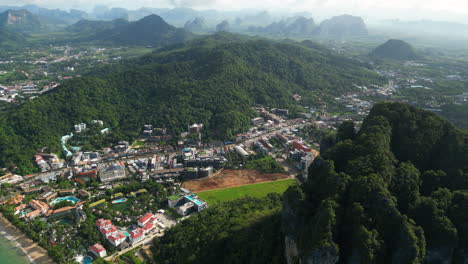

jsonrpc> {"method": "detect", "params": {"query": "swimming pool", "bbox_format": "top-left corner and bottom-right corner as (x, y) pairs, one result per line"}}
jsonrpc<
(83, 256), (93, 264)
(111, 198), (127, 204)
(50, 196), (81, 205)
(185, 195), (203, 206)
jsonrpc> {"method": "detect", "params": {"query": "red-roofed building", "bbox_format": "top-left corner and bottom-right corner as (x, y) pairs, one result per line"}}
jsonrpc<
(137, 213), (154, 227)
(108, 232), (126, 247)
(142, 223), (154, 234)
(292, 141), (312, 152)
(89, 243), (107, 258)
(129, 228), (145, 245)
(96, 219), (112, 229)
(100, 225), (118, 238)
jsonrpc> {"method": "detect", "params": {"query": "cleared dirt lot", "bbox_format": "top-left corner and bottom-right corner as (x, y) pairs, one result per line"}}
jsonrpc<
(182, 169), (290, 192)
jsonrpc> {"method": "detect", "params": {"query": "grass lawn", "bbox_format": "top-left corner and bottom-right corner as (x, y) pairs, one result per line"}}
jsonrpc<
(131, 140), (146, 149)
(196, 179), (296, 205)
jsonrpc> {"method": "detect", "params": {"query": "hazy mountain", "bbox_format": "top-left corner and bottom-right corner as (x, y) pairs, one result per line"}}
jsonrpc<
(371, 39), (420, 60)
(95, 7), (129, 21)
(318, 14), (368, 36)
(216, 20), (230, 32)
(66, 18), (130, 35)
(184, 17), (207, 33)
(241, 11), (273, 26)
(0, 9), (41, 32)
(157, 7), (200, 26)
(93, 14), (194, 46)
(250, 16), (315, 36)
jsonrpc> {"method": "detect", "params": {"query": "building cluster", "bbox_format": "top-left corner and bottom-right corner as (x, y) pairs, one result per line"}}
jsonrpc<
(99, 163), (126, 183)
(141, 124), (173, 142)
(96, 218), (127, 248)
(0, 173), (24, 185)
(0, 181), (88, 222)
(35, 154), (65, 172)
(72, 151), (101, 166)
(251, 108), (285, 129)
(95, 211), (164, 252)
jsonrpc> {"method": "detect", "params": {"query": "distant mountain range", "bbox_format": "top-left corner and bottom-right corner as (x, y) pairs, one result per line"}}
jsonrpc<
(249, 14), (367, 37)
(0, 5), (87, 25)
(249, 16), (316, 37)
(371, 39), (420, 60)
(67, 14), (194, 46)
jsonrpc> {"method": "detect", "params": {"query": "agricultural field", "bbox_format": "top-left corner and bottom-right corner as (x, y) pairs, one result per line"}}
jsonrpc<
(182, 169), (290, 192)
(196, 179), (296, 205)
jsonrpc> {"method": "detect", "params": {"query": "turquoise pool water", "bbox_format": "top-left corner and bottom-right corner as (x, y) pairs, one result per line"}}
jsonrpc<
(51, 196), (81, 205)
(83, 256), (93, 264)
(185, 195), (203, 206)
(112, 198), (127, 204)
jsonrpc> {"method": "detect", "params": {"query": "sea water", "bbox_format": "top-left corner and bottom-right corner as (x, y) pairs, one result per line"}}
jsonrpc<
(0, 232), (30, 264)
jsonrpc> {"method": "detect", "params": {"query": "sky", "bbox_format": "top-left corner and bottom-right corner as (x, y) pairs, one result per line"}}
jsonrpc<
(2, 0), (468, 23)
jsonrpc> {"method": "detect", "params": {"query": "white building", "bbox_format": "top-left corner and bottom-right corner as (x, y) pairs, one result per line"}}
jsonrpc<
(74, 123), (87, 133)
(89, 243), (107, 258)
(99, 163), (126, 183)
(129, 228), (145, 245)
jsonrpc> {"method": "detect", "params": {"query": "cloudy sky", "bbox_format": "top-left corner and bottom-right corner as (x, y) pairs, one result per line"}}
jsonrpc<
(2, 0), (468, 22)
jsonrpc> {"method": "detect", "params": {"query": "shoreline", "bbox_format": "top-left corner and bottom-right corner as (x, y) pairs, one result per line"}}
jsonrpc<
(0, 213), (55, 264)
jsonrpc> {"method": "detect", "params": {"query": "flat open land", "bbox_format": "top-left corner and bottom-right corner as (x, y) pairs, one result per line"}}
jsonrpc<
(182, 169), (290, 192)
(196, 179), (296, 205)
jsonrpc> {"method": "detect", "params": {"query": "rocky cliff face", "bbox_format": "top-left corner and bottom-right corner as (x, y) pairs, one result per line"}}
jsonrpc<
(282, 181), (340, 264)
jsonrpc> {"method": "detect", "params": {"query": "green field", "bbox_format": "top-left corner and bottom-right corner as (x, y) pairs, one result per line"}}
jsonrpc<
(196, 179), (296, 205)
(131, 140), (146, 148)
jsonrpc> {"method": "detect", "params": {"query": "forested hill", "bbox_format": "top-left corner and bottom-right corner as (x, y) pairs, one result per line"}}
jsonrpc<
(0, 34), (383, 174)
(371, 39), (420, 61)
(284, 102), (468, 263)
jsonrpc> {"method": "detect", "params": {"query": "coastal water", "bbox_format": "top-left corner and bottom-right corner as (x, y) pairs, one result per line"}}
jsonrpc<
(0, 230), (32, 264)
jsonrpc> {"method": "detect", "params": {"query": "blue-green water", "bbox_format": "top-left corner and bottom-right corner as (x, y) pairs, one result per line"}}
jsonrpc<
(112, 198), (127, 204)
(51, 196), (81, 205)
(0, 232), (30, 264)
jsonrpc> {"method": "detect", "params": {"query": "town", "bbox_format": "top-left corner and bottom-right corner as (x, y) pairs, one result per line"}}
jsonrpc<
(0, 105), (338, 263)
(0, 45), (151, 104)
